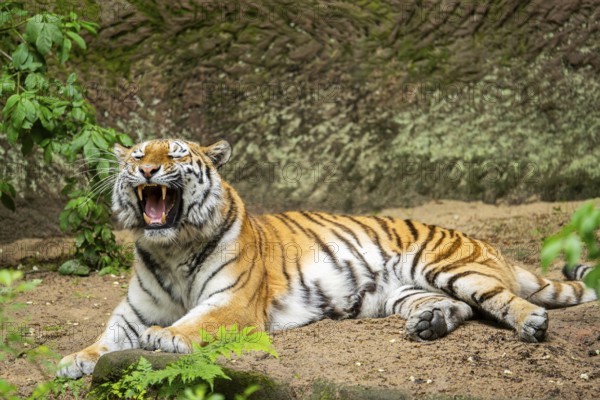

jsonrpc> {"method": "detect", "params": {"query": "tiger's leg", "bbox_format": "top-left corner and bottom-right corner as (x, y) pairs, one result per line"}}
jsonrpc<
(139, 296), (265, 353)
(426, 263), (549, 342)
(56, 299), (149, 378)
(384, 285), (473, 341)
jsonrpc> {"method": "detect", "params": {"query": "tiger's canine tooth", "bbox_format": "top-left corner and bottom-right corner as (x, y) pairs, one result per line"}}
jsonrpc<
(143, 212), (151, 224)
(137, 186), (144, 201)
(161, 185), (167, 200)
(161, 211), (166, 224)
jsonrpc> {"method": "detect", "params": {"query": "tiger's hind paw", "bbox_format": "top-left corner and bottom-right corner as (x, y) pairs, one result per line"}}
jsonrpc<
(140, 326), (193, 353)
(406, 307), (448, 341)
(518, 309), (548, 343)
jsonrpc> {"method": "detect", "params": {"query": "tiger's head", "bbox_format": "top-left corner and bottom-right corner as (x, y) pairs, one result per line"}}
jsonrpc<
(112, 139), (231, 243)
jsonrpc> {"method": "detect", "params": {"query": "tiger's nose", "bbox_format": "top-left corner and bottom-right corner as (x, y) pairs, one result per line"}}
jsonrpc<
(139, 164), (160, 178)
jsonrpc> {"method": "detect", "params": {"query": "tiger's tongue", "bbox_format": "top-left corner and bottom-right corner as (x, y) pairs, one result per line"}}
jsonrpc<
(145, 195), (166, 224)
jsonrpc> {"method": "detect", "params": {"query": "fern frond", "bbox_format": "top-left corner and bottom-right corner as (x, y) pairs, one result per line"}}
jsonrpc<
(91, 325), (277, 399)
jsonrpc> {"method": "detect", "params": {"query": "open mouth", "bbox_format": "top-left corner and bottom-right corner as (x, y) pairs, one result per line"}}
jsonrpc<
(136, 184), (182, 229)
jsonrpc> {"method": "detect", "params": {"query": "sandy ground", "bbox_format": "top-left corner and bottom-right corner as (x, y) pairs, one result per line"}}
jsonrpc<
(1, 200), (599, 399)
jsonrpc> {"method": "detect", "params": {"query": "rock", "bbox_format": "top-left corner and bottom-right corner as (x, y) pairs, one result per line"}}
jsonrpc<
(91, 349), (293, 399)
(58, 260), (90, 276)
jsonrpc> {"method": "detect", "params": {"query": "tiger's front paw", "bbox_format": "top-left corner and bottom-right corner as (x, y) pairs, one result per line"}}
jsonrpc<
(140, 326), (192, 353)
(56, 349), (101, 379)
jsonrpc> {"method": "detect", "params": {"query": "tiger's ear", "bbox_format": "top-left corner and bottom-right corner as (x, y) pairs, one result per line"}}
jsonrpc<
(114, 143), (129, 163)
(205, 140), (231, 168)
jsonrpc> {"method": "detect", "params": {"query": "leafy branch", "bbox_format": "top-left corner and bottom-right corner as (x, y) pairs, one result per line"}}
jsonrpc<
(541, 201), (600, 296)
(0, 3), (132, 274)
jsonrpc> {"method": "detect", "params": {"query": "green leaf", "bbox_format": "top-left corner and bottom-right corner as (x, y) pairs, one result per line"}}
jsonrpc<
(101, 226), (112, 243)
(58, 260), (91, 276)
(59, 38), (72, 64)
(1, 192), (16, 211)
(3, 94), (20, 116)
(583, 265), (600, 292)
(11, 101), (27, 129)
(0, 75), (16, 95)
(21, 98), (37, 122)
(59, 211), (70, 231)
(118, 133), (134, 146)
(1, 181), (16, 197)
(6, 125), (19, 144)
(35, 33), (53, 55)
(92, 132), (109, 150)
(25, 19), (44, 44)
(67, 73), (77, 85)
(84, 229), (94, 243)
(11, 43), (29, 68)
(46, 23), (64, 44)
(71, 107), (86, 121)
(24, 73), (39, 90)
(80, 21), (99, 35)
(43, 144), (53, 163)
(571, 202), (595, 228)
(66, 31), (86, 50)
(579, 208), (600, 237)
(563, 234), (582, 268)
(0, 269), (23, 286)
(69, 130), (91, 154)
(541, 236), (562, 271)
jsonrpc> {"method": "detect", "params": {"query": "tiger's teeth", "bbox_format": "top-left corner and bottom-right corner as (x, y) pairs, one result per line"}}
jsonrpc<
(143, 213), (151, 224)
(161, 211), (166, 224)
(137, 186), (143, 201)
(161, 185), (167, 200)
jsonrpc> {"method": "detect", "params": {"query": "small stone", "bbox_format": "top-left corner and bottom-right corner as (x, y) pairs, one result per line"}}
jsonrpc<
(409, 376), (415, 382)
(113, 281), (119, 285)
(426, 379), (433, 384)
(26, 301), (33, 305)
(45, 302), (51, 306)
(355, 362), (362, 366)
(467, 356), (475, 363)
(580, 373), (589, 380)
(389, 339), (396, 343)
(503, 369), (513, 375)
(32, 266), (39, 271)
(378, 368), (385, 372)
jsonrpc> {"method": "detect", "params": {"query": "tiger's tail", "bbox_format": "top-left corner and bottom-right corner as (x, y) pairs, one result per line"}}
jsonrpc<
(514, 264), (597, 308)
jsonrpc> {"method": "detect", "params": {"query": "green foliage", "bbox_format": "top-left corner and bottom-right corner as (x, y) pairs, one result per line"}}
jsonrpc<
(47, 377), (89, 400)
(0, 2), (133, 273)
(92, 326), (278, 399)
(542, 201), (600, 296)
(0, 269), (62, 399)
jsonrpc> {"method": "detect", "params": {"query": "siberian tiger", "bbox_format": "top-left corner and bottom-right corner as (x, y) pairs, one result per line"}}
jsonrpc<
(57, 139), (597, 379)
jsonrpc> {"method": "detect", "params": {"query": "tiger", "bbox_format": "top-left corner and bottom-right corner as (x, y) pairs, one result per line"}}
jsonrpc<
(57, 138), (597, 379)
